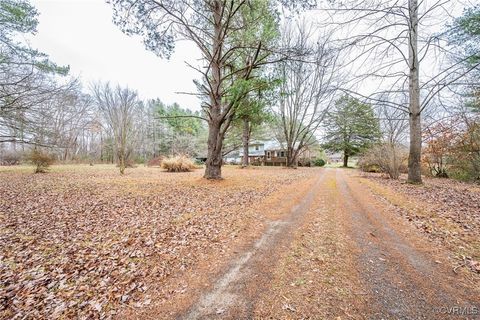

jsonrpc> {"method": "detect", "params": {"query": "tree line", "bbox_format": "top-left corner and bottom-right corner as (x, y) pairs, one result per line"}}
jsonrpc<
(0, 0), (478, 182)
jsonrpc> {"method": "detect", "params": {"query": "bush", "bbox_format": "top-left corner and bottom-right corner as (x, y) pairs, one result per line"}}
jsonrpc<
(358, 157), (382, 173)
(449, 123), (480, 182)
(313, 158), (326, 167)
(29, 150), (54, 173)
(297, 158), (311, 167)
(448, 153), (480, 182)
(0, 152), (21, 166)
(194, 158), (206, 165)
(359, 143), (408, 179)
(161, 155), (196, 172)
(422, 119), (480, 182)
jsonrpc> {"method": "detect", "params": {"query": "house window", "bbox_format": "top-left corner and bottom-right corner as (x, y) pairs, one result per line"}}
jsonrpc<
(280, 151), (285, 157)
(255, 146), (259, 151)
(267, 151), (271, 159)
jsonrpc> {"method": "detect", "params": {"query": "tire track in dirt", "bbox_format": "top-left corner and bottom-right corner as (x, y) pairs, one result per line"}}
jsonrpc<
(178, 168), (479, 319)
(336, 169), (480, 319)
(179, 170), (327, 319)
(252, 168), (368, 319)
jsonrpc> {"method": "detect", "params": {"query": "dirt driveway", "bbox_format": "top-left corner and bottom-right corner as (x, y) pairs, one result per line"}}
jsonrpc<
(177, 168), (480, 319)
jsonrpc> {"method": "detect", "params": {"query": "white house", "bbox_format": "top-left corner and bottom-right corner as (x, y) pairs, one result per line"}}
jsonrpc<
(236, 140), (315, 166)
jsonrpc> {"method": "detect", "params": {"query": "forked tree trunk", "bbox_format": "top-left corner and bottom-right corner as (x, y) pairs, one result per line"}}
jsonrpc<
(204, 120), (223, 179)
(286, 146), (297, 168)
(343, 152), (349, 167)
(241, 118), (250, 168)
(407, 0), (423, 184)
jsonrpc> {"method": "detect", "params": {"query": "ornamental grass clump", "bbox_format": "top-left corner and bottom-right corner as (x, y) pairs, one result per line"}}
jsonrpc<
(161, 155), (196, 172)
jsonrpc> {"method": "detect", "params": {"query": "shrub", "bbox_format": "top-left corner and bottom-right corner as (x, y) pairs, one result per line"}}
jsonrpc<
(422, 119), (480, 182)
(313, 158), (326, 167)
(194, 158), (206, 165)
(357, 157), (382, 173)
(448, 148), (480, 182)
(161, 155), (196, 172)
(422, 122), (454, 178)
(29, 150), (54, 173)
(449, 122), (480, 182)
(0, 152), (21, 166)
(359, 143), (408, 179)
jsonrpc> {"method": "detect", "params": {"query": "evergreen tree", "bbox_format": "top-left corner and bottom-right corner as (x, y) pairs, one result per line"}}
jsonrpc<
(450, 5), (480, 112)
(323, 96), (381, 167)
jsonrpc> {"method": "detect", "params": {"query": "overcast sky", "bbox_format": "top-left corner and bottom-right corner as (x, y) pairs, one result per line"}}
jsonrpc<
(26, 0), (470, 113)
(28, 0), (203, 110)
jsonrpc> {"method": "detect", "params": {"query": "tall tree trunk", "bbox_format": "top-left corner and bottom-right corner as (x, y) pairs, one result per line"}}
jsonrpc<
(204, 1), (224, 180)
(100, 132), (103, 163)
(286, 145), (297, 168)
(204, 120), (223, 179)
(241, 118), (250, 168)
(119, 148), (125, 175)
(21, 121), (25, 152)
(391, 144), (399, 179)
(12, 127), (16, 152)
(152, 119), (157, 157)
(407, 0), (423, 184)
(343, 152), (349, 167)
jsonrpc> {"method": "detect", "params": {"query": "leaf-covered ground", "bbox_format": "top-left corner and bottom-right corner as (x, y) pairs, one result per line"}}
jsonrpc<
(360, 173), (480, 276)
(254, 171), (366, 319)
(177, 168), (479, 319)
(0, 165), (311, 319)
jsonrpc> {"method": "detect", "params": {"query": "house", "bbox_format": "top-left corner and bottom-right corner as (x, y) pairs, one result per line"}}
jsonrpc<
(325, 151), (343, 164)
(262, 140), (288, 166)
(236, 140), (267, 165)
(238, 140), (315, 166)
(223, 150), (241, 164)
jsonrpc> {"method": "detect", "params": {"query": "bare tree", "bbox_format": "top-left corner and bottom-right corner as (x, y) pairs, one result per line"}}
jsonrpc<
(0, 74), (76, 146)
(325, 0), (480, 183)
(276, 22), (340, 167)
(92, 82), (139, 174)
(0, 0), (70, 147)
(375, 100), (409, 179)
(107, 0), (314, 179)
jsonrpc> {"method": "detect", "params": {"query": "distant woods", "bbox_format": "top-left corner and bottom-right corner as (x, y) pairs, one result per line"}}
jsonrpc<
(0, 0), (479, 182)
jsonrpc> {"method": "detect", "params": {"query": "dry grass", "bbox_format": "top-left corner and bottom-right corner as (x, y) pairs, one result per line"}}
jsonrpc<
(161, 155), (196, 172)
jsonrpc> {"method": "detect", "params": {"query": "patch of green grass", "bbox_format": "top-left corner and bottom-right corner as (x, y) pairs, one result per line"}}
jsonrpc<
(324, 161), (358, 168)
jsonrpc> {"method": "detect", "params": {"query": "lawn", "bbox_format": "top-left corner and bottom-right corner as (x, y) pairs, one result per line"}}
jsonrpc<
(0, 165), (314, 319)
(324, 160), (358, 168)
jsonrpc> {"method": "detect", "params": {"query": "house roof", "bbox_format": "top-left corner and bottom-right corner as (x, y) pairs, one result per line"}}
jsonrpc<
(263, 140), (305, 151)
(263, 140), (284, 150)
(238, 145), (265, 157)
(237, 140), (304, 156)
(249, 140), (264, 146)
